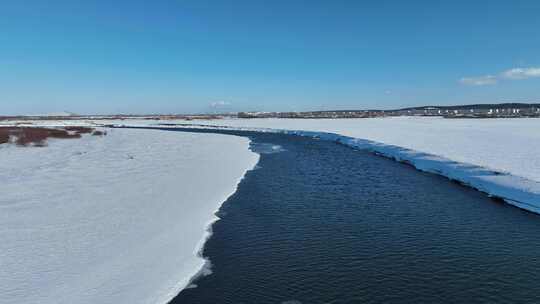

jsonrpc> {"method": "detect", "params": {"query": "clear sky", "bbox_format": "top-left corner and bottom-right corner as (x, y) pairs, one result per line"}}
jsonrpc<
(2, 0), (540, 115)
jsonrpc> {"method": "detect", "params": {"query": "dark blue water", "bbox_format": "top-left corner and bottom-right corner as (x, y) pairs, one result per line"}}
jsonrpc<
(168, 130), (540, 304)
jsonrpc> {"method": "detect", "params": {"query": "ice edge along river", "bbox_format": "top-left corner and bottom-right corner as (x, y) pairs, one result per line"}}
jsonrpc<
(0, 128), (259, 304)
(3, 119), (540, 304)
(120, 122), (540, 216)
(156, 137), (259, 304)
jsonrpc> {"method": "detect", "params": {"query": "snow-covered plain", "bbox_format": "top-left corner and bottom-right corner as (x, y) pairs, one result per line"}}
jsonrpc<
(7, 117), (540, 213)
(157, 117), (540, 214)
(181, 117), (540, 182)
(0, 128), (258, 304)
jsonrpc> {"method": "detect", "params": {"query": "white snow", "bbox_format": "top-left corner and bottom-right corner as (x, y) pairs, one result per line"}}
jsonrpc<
(2, 116), (540, 303)
(6, 117), (539, 214)
(0, 128), (259, 304)
(156, 116), (540, 214)
(177, 117), (540, 182)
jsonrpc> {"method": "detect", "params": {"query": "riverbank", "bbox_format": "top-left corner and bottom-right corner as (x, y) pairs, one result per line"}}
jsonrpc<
(146, 117), (540, 215)
(171, 129), (540, 304)
(6, 117), (540, 213)
(0, 128), (258, 304)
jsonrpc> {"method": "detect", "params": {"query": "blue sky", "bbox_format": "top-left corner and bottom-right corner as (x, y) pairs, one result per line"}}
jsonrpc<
(1, 0), (540, 115)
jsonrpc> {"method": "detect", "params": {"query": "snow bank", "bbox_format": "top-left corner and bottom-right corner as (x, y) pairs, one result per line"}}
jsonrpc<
(174, 117), (540, 182)
(5, 116), (540, 211)
(0, 128), (258, 304)
(138, 117), (540, 215)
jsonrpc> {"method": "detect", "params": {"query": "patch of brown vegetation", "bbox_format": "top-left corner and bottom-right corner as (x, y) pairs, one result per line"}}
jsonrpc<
(0, 126), (103, 147)
(0, 129), (9, 144)
(15, 128), (82, 146)
(91, 130), (107, 136)
(64, 126), (94, 134)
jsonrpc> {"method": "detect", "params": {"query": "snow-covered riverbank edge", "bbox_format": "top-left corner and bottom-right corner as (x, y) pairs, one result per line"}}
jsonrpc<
(5, 118), (540, 213)
(0, 127), (259, 304)
(3, 120), (539, 303)
(114, 123), (540, 215)
(309, 130), (540, 214)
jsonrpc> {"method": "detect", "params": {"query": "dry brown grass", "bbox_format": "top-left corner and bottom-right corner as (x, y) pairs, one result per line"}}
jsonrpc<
(0, 128), (10, 144)
(0, 126), (103, 147)
(91, 130), (107, 136)
(16, 128), (82, 146)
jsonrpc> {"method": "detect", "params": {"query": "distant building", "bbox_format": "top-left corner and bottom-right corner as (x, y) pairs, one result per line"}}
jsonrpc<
(236, 103), (540, 119)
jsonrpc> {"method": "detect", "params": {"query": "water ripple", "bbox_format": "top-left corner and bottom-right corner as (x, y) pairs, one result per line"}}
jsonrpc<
(173, 132), (540, 304)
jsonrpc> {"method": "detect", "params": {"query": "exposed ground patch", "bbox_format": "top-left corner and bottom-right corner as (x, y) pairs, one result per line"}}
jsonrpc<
(0, 126), (106, 147)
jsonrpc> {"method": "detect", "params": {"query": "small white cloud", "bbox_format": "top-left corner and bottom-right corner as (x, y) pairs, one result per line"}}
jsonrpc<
(500, 67), (540, 79)
(459, 75), (498, 86)
(210, 101), (231, 108)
